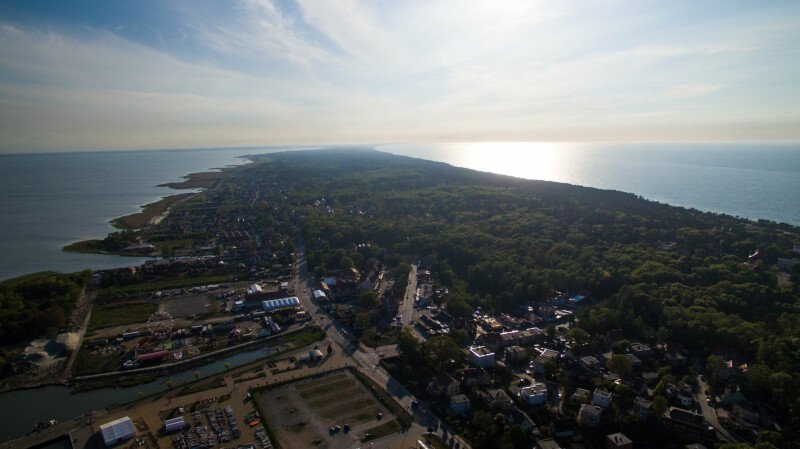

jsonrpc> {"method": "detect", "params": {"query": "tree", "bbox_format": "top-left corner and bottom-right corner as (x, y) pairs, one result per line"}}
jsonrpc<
(447, 295), (473, 318)
(451, 328), (470, 347)
(607, 354), (633, 377)
(354, 312), (372, 333)
(327, 343), (333, 356)
(565, 327), (589, 346)
(652, 396), (668, 416)
(545, 325), (556, 340)
(424, 336), (462, 372)
(398, 328), (422, 363)
(359, 291), (380, 309)
(341, 256), (355, 269)
(543, 360), (559, 381)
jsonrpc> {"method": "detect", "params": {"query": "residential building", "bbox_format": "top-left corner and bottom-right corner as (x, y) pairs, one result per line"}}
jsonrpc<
(578, 404), (603, 427)
(662, 407), (716, 444)
(666, 383), (693, 408)
(483, 388), (514, 409)
(549, 419), (576, 439)
(507, 405), (536, 432)
(520, 382), (549, 406)
(536, 439), (563, 449)
(606, 432), (633, 449)
(427, 372), (460, 398)
(504, 345), (528, 364)
(592, 389), (613, 409)
(580, 356), (601, 372)
(571, 388), (590, 404)
(633, 396), (653, 419)
(629, 342), (652, 358)
(469, 346), (496, 368)
(457, 367), (491, 388)
(450, 394), (471, 415)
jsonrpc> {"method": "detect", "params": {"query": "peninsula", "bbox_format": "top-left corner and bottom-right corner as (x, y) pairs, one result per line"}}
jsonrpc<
(2, 149), (798, 449)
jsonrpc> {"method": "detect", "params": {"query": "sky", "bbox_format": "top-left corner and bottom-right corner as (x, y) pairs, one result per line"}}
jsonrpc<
(0, 0), (799, 152)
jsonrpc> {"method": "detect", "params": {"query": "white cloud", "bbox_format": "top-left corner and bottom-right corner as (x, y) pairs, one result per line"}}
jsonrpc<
(0, 1), (798, 151)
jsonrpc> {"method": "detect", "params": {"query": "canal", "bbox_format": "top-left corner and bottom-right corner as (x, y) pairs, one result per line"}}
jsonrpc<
(0, 344), (282, 442)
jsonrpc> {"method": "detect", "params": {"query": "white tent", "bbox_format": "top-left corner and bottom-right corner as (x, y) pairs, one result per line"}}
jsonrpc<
(261, 296), (300, 312)
(99, 416), (135, 446)
(164, 416), (186, 433)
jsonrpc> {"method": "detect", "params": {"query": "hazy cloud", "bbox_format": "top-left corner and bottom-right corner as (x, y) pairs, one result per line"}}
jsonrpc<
(0, 0), (798, 151)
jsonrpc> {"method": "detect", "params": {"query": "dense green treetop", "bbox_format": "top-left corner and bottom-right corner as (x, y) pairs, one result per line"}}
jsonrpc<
(241, 149), (799, 427)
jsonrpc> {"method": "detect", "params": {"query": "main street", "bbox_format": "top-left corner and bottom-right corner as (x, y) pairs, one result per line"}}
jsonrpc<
(292, 236), (469, 448)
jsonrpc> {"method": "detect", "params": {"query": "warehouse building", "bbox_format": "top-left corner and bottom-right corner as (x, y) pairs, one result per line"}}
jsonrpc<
(261, 296), (300, 312)
(99, 416), (135, 446)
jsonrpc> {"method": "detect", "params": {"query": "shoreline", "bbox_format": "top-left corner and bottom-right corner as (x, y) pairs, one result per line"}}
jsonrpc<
(109, 192), (196, 230)
(61, 158), (258, 257)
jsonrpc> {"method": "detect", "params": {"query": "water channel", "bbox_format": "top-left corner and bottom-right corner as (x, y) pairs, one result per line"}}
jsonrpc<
(0, 343), (282, 442)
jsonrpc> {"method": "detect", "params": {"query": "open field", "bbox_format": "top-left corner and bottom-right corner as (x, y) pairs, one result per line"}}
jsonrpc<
(255, 370), (400, 449)
(88, 302), (158, 331)
(163, 294), (215, 318)
(98, 275), (232, 299)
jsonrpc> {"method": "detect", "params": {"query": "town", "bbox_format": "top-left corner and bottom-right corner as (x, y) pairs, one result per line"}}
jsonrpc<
(3, 150), (798, 449)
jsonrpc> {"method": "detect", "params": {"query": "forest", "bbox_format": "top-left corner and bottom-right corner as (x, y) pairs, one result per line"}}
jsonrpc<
(245, 149), (800, 430)
(0, 270), (89, 345)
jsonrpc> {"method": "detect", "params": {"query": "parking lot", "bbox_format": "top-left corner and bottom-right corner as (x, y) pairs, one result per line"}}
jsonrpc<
(254, 370), (400, 449)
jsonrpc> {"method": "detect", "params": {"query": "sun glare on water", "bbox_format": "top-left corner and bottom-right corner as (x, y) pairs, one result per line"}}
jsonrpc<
(440, 142), (575, 182)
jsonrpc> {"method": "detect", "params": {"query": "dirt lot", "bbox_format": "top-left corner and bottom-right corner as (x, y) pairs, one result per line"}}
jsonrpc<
(163, 294), (216, 318)
(255, 370), (400, 449)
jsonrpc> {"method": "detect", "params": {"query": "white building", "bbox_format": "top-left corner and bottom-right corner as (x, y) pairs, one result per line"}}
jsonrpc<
(164, 416), (186, 433)
(519, 382), (549, 406)
(99, 416), (136, 447)
(262, 296), (300, 312)
(469, 346), (496, 368)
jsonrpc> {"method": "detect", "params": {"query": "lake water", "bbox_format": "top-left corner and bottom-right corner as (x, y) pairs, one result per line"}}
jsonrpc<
(0, 148), (271, 281)
(382, 141), (800, 226)
(1, 142), (798, 282)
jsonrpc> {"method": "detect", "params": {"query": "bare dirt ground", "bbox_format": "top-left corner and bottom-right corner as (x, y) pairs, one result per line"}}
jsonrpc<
(255, 370), (398, 449)
(162, 294), (216, 318)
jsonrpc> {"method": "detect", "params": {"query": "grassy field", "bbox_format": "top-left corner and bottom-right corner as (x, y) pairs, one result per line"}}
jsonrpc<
(110, 193), (195, 229)
(283, 325), (325, 348)
(98, 274), (232, 299)
(88, 302), (158, 331)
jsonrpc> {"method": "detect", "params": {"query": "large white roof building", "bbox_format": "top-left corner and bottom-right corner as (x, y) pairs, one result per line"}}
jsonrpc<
(99, 416), (135, 446)
(262, 296), (300, 311)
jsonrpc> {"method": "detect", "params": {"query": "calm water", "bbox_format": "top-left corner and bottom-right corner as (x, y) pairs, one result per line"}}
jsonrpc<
(385, 142), (800, 226)
(0, 148), (278, 281)
(0, 343), (282, 442)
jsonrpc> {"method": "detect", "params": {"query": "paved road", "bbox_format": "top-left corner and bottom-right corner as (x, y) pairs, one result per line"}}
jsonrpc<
(398, 264), (417, 326)
(292, 239), (469, 449)
(695, 374), (741, 444)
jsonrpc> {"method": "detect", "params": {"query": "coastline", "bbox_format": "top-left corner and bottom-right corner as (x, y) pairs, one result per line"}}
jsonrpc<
(61, 158), (256, 257)
(109, 192), (196, 230)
